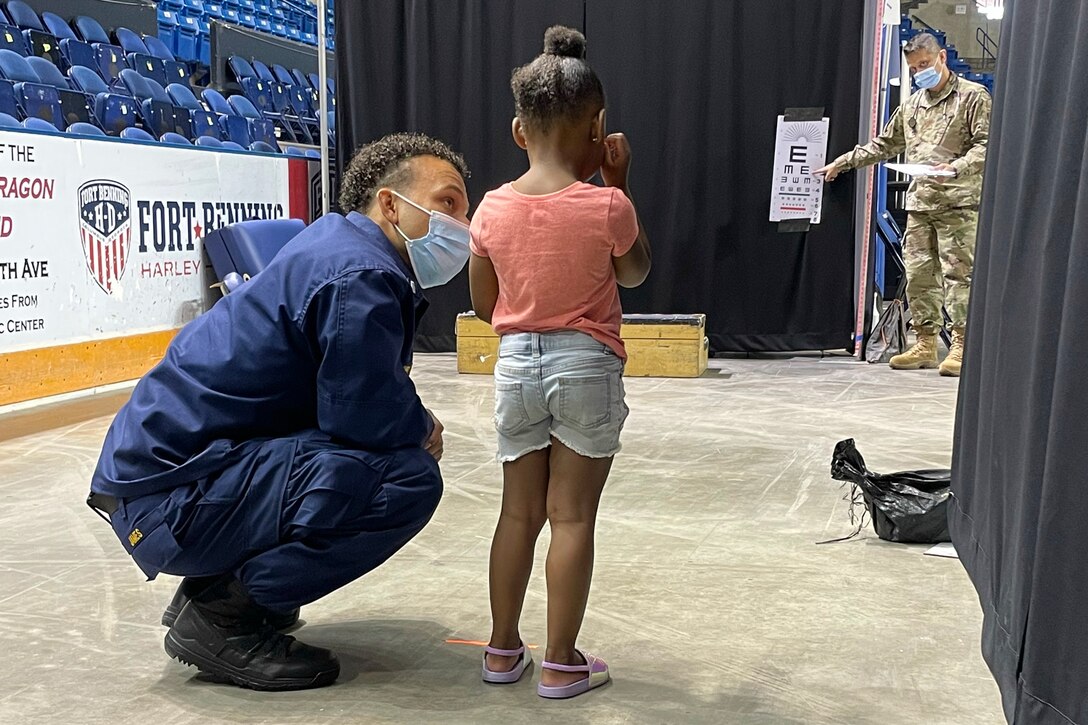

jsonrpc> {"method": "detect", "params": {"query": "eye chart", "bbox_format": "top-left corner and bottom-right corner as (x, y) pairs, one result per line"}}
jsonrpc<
(769, 114), (830, 225)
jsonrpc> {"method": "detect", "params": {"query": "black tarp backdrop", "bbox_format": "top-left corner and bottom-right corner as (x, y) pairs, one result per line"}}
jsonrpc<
(949, 2), (1088, 723)
(585, 0), (863, 352)
(335, 0), (863, 352)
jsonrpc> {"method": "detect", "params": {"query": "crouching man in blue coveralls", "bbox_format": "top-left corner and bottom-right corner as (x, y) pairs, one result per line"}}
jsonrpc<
(87, 133), (472, 691)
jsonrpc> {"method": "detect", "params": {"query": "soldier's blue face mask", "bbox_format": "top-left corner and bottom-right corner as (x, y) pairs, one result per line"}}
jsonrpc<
(913, 54), (945, 90)
(392, 191), (471, 289)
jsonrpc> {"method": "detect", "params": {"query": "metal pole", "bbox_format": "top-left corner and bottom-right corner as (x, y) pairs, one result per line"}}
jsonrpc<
(316, 0), (330, 216)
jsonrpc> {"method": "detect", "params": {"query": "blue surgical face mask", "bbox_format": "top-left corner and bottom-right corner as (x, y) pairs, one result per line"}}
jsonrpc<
(914, 64), (942, 90)
(392, 191), (471, 289)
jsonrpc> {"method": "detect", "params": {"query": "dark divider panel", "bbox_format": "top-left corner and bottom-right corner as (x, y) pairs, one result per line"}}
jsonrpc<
(211, 21), (333, 90)
(59, 0), (157, 36)
(587, 0), (864, 352)
(336, 0), (864, 353)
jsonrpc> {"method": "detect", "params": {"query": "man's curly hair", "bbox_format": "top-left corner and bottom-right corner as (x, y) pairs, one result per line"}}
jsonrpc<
(338, 132), (470, 212)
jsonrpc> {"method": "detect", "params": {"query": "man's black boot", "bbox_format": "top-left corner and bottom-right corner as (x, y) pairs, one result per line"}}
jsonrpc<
(164, 576), (339, 691)
(162, 576), (301, 631)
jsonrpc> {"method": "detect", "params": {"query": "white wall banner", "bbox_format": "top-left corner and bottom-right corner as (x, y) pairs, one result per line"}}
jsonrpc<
(768, 116), (830, 224)
(0, 131), (291, 354)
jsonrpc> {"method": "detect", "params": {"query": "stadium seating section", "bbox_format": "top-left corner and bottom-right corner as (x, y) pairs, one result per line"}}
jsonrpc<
(0, 0), (334, 153)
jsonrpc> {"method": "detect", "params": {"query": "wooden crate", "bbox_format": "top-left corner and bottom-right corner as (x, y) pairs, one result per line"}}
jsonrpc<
(455, 312), (708, 378)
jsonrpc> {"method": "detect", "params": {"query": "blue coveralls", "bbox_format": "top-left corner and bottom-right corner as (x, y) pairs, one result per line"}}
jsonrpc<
(89, 212), (442, 613)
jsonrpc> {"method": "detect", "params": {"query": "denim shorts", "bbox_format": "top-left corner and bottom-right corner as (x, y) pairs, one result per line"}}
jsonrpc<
(493, 331), (629, 462)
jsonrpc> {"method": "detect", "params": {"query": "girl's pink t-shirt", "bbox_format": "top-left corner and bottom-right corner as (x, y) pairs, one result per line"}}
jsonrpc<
(470, 181), (639, 360)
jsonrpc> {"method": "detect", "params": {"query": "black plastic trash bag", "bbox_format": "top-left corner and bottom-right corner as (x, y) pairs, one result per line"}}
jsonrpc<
(827, 438), (951, 544)
(865, 299), (909, 364)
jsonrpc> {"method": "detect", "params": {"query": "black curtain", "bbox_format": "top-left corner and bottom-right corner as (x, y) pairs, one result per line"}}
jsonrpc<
(336, 0), (863, 352)
(336, 0), (584, 351)
(950, 2), (1088, 723)
(587, 0), (863, 352)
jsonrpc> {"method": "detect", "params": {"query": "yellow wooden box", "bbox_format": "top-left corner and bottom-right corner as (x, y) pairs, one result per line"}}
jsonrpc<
(455, 313), (709, 378)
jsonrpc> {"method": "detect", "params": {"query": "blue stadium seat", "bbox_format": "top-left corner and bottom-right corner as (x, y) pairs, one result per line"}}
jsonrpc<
(0, 49), (61, 128)
(255, 17), (272, 34)
(69, 64), (136, 129)
(0, 79), (15, 116)
(197, 18), (210, 65)
(283, 145), (304, 156)
(251, 59), (276, 82)
(202, 87), (249, 146)
(222, 7), (241, 26)
(0, 109), (17, 126)
(203, 218), (304, 285)
(175, 15), (198, 61)
(249, 139), (275, 153)
(166, 81), (217, 139)
(183, 0), (206, 18)
(0, 22), (26, 55)
(194, 133), (221, 147)
(238, 0), (257, 14)
(72, 15), (112, 45)
(71, 18), (127, 82)
(143, 35), (189, 87)
(91, 44), (125, 84)
(160, 131), (190, 144)
(22, 114), (57, 132)
(304, 148), (320, 159)
(2, 0), (58, 64)
(267, 81), (308, 143)
(228, 92), (277, 149)
(224, 140), (251, 151)
(204, 3), (224, 20)
(120, 125), (154, 141)
(238, 75), (277, 120)
(270, 62), (293, 87)
(41, 13), (93, 71)
(157, 7), (179, 55)
(298, 30), (314, 45)
(25, 56), (90, 127)
(238, 12), (257, 30)
(286, 83), (316, 120)
(160, 0), (185, 12)
(114, 27), (169, 88)
(270, 21), (287, 38)
(67, 120), (104, 136)
(227, 54), (256, 80)
(119, 68), (179, 137)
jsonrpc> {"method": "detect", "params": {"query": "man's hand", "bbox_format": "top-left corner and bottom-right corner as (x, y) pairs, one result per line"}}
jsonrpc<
(600, 133), (632, 189)
(933, 163), (958, 176)
(814, 162), (842, 182)
(424, 410), (444, 462)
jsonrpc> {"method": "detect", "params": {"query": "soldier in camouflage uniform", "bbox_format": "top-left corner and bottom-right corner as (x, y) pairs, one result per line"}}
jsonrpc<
(817, 32), (991, 377)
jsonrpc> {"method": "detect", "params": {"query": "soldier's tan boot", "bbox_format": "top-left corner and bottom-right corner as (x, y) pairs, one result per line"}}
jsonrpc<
(939, 328), (965, 377)
(889, 333), (939, 370)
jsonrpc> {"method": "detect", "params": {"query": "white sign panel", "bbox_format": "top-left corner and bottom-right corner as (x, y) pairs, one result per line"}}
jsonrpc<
(884, 0), (901, 24)
(768, 116), (829, 224)
(0, 131), (291, 353)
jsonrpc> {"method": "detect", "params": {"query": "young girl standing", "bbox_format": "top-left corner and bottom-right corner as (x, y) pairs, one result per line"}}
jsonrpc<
(468, 26), (652, 699)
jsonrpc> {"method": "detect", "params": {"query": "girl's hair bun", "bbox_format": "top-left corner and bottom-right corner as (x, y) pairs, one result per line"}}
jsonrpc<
(543, 26), (587, 59)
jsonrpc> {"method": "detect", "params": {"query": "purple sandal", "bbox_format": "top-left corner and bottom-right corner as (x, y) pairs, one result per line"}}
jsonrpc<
(481, 643), (533, 684)
(537, 650), (610, 699)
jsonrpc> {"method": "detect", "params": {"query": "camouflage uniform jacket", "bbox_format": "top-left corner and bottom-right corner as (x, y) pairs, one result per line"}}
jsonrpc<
(833, 74), (992, 211)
